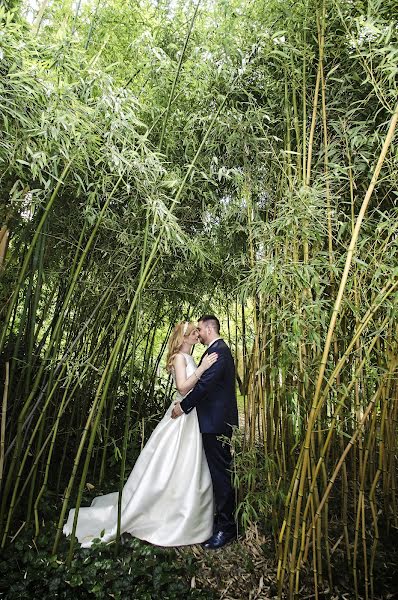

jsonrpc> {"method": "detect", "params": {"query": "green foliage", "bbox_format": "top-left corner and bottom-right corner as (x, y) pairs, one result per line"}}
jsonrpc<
(231, 429), (287, 538)
(0, 529), (216, 599)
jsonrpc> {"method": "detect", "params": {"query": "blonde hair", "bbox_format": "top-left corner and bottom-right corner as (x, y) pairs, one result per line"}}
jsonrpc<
(166, 321), (196, 372)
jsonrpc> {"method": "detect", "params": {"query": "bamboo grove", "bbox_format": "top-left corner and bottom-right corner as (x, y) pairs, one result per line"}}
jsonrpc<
(1, 0), (397, 598)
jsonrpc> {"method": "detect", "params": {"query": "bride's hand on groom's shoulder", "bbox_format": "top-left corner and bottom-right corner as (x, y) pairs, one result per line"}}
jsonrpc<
(171, 402), (183, 419)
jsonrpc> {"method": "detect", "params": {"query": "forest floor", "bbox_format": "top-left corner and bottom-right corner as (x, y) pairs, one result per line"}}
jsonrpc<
(177, 525), (278, 599)
(176, 523), (398, 600)
(3, 504), (398, 599)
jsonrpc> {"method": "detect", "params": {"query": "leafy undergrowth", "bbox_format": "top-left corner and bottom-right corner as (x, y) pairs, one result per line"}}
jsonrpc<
(2, 521), (398, 599)
(0, 528), (216, 600)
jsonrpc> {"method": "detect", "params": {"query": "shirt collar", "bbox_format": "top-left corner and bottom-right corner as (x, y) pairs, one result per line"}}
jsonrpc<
(208, 337), (222, 349)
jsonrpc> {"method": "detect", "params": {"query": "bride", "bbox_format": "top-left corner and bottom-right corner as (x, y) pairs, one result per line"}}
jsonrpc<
(63, 321), (217, 547)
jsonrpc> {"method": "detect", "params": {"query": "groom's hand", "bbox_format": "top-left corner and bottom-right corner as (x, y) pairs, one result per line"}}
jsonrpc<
(171, 402), (183, 419)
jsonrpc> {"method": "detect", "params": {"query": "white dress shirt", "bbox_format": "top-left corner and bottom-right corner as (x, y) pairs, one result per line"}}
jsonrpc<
(207, 337), (221, 349)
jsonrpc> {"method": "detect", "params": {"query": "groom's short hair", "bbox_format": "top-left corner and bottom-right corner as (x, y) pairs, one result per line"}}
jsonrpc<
(199, 315), (220, 334)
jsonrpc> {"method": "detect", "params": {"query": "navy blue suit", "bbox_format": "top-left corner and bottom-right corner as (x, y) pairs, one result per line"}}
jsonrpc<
(180, 339), (238, 534)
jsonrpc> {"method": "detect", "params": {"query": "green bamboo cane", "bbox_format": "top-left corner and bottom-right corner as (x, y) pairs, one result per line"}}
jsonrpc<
(18, 171), (125, 425)
(290, 317), (389, 584)
(2, 296), (58, 517)
(340, 425), (351, 566)
(0, 172), (125, 515)
(306, 382), (386, 537)
(354, 388), (377, 600)
(158, 0), (201, 153)
(98, 339), (130, 485)
(26, 310), (64, 525)
(385, 372), (398, 528)
(7, 264), (32, 401)
(317, 329), (384, 474)
(318, 0), (334, 271)
(290, 53), (302, 180)
(25, 407), (46, 525)
(4, 265), (123, 460)
(24, 224), (46, 397)
(85, 0), (102, 49)
(0, 162), (71, 355)
(312, 278), (398, 424)
(55, 314), (117, 495)
(62, 253), (161, 563)
(34, 393), (71, 537)
(353, 489), (363, 600)
(114, 307), (141, 550)
(34, 354), (97, 538)
(145, 321), (173, 405)
(1, 360), (68, 547)
(0, 362), (9, 494)
(305, 61), (321, 188)
(33, 0), (50, 35)
(1, 268), (122, 533)
(300, 312), (390, 564)
(0, 291), (64, 534)
(301, 0), (308, 180)
(362, 402), (380, 598)
(277, 445), (305, 596)
(3, 429), (54, 521)
(114, 204), (151, 550)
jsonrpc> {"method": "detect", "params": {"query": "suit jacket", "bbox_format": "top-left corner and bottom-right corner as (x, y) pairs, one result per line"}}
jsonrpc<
(180, 339), (238, 435)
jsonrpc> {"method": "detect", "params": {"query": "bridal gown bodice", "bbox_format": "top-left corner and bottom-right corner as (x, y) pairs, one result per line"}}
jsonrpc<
(63, 353), (213, 547)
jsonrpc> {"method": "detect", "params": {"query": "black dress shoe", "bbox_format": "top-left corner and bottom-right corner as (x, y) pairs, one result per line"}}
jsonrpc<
(202, 530), (237, 550)
(202, 534), (214, 546)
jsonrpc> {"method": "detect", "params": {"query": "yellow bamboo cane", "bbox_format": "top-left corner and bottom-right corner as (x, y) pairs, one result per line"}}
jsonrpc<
(0, 363), (9, 492)
(285, 103), (398, 596)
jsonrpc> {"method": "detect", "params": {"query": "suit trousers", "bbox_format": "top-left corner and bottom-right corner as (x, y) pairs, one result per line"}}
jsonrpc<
(202, 433), (236, 534)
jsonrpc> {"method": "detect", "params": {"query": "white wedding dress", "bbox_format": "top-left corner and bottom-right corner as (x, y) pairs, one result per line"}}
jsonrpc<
(63, 353), (213, 547)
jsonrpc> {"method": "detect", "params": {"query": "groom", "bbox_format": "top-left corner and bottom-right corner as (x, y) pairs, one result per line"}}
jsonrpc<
(171, 315), (238, 549)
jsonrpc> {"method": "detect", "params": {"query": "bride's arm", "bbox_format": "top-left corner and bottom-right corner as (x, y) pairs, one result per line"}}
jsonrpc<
(173, 353), (217, 397)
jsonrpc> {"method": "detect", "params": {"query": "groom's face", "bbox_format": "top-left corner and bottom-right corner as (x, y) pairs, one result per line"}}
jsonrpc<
(197, 320), (209, 345)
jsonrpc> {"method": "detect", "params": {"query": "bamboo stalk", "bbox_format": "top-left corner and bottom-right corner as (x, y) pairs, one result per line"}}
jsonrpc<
(0, 162), (71, 354)
(308, 383), (384, 535)
(284, 103), (398, 597)
(0, 226), (9, 270)
(0, 363), (9, 493)
(159, 0), (201, 153)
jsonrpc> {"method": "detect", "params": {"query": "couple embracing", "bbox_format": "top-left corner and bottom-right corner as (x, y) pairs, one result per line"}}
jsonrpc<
(64, 315), (239, 550)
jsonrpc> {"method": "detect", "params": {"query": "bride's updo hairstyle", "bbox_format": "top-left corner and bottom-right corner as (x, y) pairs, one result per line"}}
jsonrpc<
(166, 321), (196, 372)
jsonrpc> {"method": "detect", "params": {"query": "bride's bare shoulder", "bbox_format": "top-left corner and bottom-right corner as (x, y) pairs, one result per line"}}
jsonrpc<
(173, 353), (186, 367)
